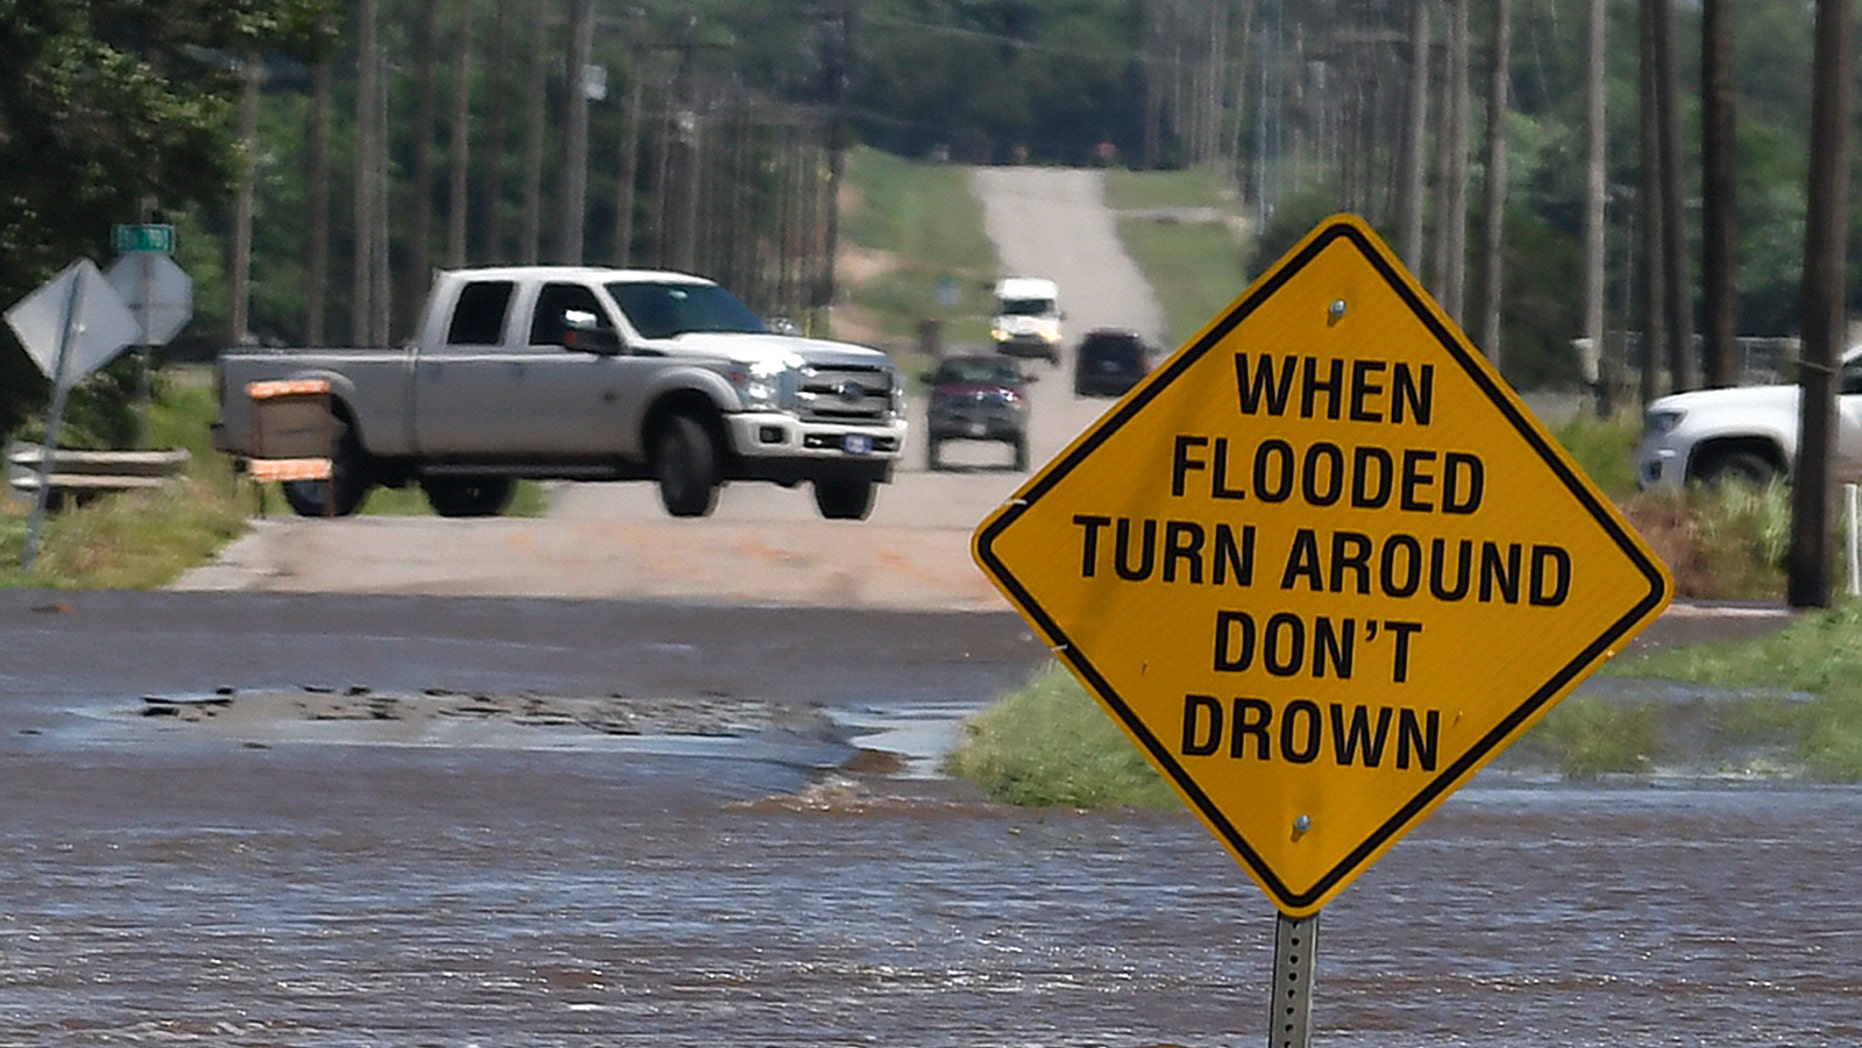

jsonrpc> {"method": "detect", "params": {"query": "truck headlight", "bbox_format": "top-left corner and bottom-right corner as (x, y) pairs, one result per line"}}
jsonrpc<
(991, 326), (1009, 343)
(728, 359), (793, 411)
(1644, 409), (1685, 438)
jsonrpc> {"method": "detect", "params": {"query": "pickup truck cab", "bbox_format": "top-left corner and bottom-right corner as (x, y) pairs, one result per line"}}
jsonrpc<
(1636, 346), (1862, 488)
(213, 267), (907, 519)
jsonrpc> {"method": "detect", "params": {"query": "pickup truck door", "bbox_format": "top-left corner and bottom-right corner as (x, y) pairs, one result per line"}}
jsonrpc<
(414, 279), (632, 458)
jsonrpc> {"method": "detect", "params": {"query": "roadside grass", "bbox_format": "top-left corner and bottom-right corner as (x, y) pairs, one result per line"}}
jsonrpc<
(1102, 166), (1252, 348)
(1114, 218), (1253, 349)
(0, 368), (546, 588)
(839, 147), (998, 352)
(1103, 167), (1234, 211)
(946, 412), (1862, 802)
(0, 377), (247, 589)
(944, 661), (1178, 809)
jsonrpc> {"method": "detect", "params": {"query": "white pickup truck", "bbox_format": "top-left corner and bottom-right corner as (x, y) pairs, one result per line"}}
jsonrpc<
(1636, 346), (1862, 488)
(212, 267), (907, 519)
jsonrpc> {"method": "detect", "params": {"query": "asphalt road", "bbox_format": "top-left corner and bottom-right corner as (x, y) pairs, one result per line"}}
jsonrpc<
(175, 168), (1168, 606)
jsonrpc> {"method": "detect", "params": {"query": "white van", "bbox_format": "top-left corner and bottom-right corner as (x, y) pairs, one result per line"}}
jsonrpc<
(991, 277), (1062, 363)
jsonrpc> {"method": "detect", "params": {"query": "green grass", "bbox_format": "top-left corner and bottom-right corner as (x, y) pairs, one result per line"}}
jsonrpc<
(0, 367), (549, 588)
(1550, 412), (1641, 499)
(1115, 217), (1252, 349)
(944, 661), (1177, 809)
(1, 376), (249, 589)
(840, 147), (998, 348)
(1102, 166), (1253, 347)
(1103, 167), (1234, 211)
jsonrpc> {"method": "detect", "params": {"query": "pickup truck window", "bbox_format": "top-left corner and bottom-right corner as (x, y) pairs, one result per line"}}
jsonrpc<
(607, 281), (766, 339)
(448, 281), (515, 345)
(531, 283), (617, 347)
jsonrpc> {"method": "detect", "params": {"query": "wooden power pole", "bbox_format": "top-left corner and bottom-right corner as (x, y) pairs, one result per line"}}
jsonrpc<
(1789, 0), (1852, 609)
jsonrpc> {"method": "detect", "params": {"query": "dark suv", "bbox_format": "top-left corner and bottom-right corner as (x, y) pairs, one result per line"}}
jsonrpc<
(925, 355), (1031, 471)
(1074, 328), (1152, 397)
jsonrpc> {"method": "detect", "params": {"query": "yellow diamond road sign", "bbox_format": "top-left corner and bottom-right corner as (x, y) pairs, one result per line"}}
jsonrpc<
(973, 214), (1672, 917)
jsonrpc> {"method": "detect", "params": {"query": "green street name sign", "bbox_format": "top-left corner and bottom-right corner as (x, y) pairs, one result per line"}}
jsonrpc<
(113, 224), (175, 255)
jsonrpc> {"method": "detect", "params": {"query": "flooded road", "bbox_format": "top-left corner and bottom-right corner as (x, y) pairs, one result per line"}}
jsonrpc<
(4, 591), (1858, 1046)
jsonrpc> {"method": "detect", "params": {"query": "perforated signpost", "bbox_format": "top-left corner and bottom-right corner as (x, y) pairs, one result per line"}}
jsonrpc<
(972, 215), (1673, 1047)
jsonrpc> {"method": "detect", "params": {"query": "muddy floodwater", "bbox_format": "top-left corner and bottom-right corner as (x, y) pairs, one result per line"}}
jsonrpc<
(4, 592), (1859, 1046)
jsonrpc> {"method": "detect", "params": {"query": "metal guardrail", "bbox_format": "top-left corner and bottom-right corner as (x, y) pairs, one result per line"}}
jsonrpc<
(5, 441), (191, 505)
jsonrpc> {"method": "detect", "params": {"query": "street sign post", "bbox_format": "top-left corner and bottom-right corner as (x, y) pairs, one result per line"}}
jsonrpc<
(975, 213), (1671, 913)
(112, 223), (175, 255)
(972, 214), (1672, 1042)
(3, 258), (142, 570)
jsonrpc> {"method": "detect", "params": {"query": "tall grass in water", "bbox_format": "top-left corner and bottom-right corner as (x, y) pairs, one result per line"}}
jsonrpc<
(945, 662), (1177, 809)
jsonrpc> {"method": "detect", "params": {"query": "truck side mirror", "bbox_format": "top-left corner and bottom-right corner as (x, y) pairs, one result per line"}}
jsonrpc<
(563, 324), (622, 355)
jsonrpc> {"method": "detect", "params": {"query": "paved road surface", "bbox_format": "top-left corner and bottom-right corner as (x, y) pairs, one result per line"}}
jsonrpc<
(177, 168), (1163, 605)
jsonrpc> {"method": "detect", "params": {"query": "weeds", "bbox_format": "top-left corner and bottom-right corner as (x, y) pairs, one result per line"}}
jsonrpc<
(944, 662), (1176, 809)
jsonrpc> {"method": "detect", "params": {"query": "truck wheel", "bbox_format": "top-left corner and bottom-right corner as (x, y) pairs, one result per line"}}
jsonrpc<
(421, 475), (516, 517)
(814, 478), (877, 520)
(281, 425), (371, 517)
(926, 438), (942, 472)
(1012, 435), (1029, 472)
(654, 415), (720, 518)
(1699, 450), (1780, 489)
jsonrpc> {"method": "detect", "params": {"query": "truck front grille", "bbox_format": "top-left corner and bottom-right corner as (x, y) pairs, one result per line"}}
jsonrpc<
(796, 365), (895, 423)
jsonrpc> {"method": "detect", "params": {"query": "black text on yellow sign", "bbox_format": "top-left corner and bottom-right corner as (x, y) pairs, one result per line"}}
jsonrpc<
(973, 214), (1671, 917)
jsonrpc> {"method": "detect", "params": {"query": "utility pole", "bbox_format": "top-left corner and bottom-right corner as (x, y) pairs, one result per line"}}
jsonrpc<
(1701, 0), (1738, 388)
(1651, 0), (1696, 391)
(1581, 0), (1607, 415)
(560, 0), (595, 264)
(815, 0), (854, 329)
(1789, 0), (1851, 609)
(352, 0), (378, 344)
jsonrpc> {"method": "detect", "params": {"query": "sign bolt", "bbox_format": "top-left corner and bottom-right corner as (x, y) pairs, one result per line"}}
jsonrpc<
(1293, 814), (1312, 839)
(1327, 299), (1347, 324)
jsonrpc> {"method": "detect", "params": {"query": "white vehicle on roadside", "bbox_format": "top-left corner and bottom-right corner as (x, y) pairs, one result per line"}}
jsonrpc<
(990, 276), (1063, 364)
(1636, 346), (1862, 489)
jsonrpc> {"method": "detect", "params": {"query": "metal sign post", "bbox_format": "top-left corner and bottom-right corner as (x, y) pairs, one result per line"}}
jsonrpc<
(971, 214), (1677, 1045)
(21, 273), (87, 571)
(1270, 912), (1320, 1048)
(6, 259), (143, 570)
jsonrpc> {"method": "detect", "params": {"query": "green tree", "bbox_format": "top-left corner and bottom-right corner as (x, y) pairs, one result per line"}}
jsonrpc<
(0, 0), (336, 438)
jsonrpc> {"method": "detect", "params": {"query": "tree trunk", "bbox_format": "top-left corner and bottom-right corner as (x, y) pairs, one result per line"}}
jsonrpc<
(1399, 0), (1431, 272)
(307, 57), (331, 347)
(1651, 0), (1696, 391)
(1477, 0), (1511, 365)
(1701, 0), (1738, 387)
(447, 5), (474, 269)
(1439, 0), (1469, 324)
(615, 51), (644, 266)
(560, 0), (593, 264)
(405, 0), (437, 339)
(521, 6), (549, 265)
(1582, 0), (1608, 413)
(352, 0), (378, 344)
(231, 52), (260, 345)
(1789, 0), (1852, 608)
(1638, 0), (1666, 407)
(481, 0), (508, 263)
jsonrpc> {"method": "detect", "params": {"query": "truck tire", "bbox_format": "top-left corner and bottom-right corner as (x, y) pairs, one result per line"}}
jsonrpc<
(814, 477), (876, 520)
(421, 475), (516, 517)
(655, 415), (720, 518)
(1012, 435), (1029, 472)
(281, 425), (371, 517)
(926, 437), (942, 472)
(1698, 448), (1781, 489)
